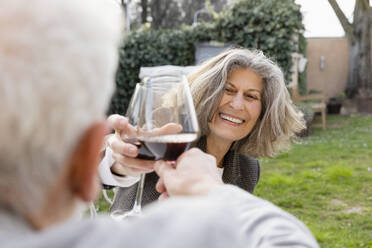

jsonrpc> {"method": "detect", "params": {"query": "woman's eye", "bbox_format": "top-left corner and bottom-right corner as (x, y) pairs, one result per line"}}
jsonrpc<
(246, 94), (258, 100)
(224, 88), (234, 93)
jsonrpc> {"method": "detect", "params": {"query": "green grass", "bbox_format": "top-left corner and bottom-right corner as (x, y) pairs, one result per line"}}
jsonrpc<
(96, 115), (372, 247)
(255, 115), (372, 248)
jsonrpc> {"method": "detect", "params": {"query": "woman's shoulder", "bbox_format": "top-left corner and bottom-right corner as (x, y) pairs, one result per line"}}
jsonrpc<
(235, 153), (261, 183)
(236, 153), (260, 166)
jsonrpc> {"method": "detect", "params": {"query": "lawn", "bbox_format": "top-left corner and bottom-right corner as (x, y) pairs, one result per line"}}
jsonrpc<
(254, 115), (372, 248)
(96, 115), (372, 247)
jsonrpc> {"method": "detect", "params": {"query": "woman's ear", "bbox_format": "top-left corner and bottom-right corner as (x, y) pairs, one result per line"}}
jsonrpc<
(66, 121), (107, 202)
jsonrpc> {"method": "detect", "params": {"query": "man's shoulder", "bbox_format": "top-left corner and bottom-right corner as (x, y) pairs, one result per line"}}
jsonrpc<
(0, 214), (128, 248)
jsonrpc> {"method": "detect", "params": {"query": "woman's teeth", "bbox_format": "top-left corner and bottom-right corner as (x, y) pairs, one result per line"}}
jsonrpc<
(219, 113), (243, 124)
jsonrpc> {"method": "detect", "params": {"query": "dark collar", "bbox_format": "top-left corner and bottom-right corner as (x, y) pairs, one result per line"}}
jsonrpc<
(194, 136), (240, 185)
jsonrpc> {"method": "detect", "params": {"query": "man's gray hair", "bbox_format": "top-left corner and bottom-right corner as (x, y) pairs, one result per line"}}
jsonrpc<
(0, 0), (123, 215)
(188, 48), (305, 158)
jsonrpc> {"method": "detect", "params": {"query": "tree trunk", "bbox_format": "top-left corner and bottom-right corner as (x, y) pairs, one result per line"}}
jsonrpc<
(358, 2), (372, 93)
(150, 0), (164, 29)
(347, 42), (359, 97)
(328, 0), (372, 98)
(141, 0), (148, 24)
(346, 0), (372, 98)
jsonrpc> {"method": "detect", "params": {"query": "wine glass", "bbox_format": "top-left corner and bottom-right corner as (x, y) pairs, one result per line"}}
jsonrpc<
(111, 74), (199, 220)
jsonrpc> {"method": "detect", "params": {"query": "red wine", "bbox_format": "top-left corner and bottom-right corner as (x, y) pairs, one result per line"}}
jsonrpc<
(124, 138), (156, 160)
(139, 133), (198, 161)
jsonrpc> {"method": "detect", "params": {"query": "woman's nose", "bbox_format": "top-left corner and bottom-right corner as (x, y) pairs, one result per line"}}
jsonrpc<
(229, 94), (244, 110)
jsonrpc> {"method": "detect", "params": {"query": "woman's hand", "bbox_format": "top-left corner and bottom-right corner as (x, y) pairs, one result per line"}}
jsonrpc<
(106, 114), (155, 177)
(105, 114), (183, 177)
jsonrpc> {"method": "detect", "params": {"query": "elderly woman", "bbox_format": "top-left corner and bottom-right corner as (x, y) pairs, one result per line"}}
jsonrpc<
(100, 48), (305, 213)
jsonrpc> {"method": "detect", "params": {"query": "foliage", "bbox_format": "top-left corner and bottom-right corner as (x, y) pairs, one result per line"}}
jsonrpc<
(295, 102), (314, 137)
(109, 28), (197, 115)
(108, 0), (304, 115)
(328, 92), (347, 105)
(296, 102), (314, 124)
(215, 0), (304, 77)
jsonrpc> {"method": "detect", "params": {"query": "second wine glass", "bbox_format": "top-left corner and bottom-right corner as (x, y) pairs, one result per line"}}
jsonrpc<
(111, 74), (199, 220)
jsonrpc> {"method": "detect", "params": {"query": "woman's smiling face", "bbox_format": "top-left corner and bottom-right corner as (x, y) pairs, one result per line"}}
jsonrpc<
(208, 67), (263, 145)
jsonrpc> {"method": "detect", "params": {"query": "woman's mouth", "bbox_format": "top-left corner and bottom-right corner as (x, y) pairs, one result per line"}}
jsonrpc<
(219, 113), (245, 124)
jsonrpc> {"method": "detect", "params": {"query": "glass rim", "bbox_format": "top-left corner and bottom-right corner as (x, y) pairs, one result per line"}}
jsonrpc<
(140, 75), (187, 85)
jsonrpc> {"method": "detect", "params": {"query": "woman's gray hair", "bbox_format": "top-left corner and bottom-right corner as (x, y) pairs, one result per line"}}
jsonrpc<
(0, 0), (122, 216)
(188, 48), (305, 158)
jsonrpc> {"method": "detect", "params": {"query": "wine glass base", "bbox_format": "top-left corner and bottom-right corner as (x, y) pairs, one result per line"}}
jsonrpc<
(110, 209), (142, 221)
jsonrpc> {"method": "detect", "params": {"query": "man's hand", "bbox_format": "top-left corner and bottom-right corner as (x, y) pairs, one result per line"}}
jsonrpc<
(154, 148), (223, 199)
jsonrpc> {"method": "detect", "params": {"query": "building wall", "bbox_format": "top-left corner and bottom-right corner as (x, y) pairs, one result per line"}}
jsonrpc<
(306, 37), (349, 99)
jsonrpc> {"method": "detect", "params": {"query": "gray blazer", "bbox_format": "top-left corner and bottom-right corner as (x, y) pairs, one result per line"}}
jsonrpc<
(110, 136), (260, 213)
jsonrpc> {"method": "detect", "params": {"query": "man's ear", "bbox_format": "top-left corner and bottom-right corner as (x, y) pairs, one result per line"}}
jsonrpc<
(67, 121), (107, 202)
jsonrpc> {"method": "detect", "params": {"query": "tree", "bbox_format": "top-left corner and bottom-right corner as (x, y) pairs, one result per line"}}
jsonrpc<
(131, 0), (228, 29)
(328, 0), (372, 98)
(181, 0), (228, 26)
(140, 0), (148, 24)
(181, 0), (205, 25)
(131, 0), (183, 29)
(149, 0), (183, 29)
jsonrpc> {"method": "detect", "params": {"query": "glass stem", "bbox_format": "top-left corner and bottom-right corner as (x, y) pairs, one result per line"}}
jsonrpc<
(132, 173), (146, 215)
